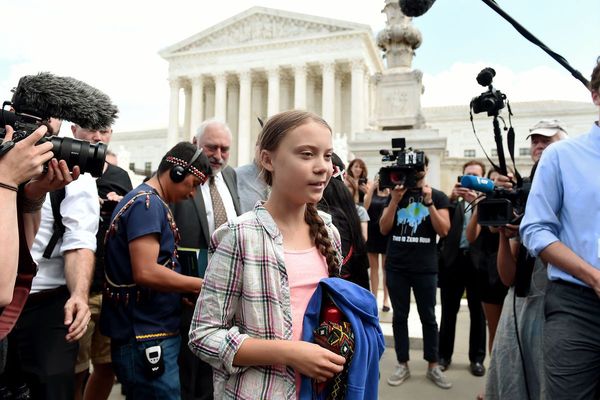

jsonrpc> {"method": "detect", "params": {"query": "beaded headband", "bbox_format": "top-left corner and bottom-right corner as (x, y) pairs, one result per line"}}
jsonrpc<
(165, 156), (208, 183)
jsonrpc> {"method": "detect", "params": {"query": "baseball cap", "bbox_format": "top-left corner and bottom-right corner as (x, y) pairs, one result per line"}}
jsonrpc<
(526, 119), (568, 139)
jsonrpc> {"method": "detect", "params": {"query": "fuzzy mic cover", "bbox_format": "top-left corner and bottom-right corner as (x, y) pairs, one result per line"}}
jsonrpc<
(11, 72), (119, 130)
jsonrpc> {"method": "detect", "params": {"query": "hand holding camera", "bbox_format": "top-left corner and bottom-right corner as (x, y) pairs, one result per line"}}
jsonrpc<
(0, 125), (54, 188)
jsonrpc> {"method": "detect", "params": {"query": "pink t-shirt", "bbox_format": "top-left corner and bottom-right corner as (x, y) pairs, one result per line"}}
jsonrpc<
(285, 246), (329, 396)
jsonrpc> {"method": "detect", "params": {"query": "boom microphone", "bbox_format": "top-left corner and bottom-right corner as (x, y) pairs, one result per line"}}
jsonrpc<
(11, 72), (118, 129)
(460, 175), (495, 194)
(398, 0), (437, 17)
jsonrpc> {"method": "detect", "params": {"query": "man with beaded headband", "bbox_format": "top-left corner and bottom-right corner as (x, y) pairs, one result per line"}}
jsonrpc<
(99, 142), (210, 399)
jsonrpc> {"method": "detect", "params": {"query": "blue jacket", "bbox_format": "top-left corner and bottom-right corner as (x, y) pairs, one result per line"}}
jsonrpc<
(300, 278), (385, 399)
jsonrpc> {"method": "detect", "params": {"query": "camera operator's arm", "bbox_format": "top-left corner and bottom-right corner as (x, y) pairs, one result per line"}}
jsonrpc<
(0, 125), (54, 305)
(363, 177), (378, 210)
(466, 206), (481, 244)
(380, 185), (406, 235)
(497, 225), (520, 286)
(422, 185), (450, 237)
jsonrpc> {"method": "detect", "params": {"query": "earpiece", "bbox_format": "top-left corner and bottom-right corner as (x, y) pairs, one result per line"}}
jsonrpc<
(169, 148), (203, 183)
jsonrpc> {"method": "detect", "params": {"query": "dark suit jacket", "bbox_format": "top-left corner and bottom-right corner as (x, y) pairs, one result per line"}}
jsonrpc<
(440, 200), (466, 269)
(171, 165), (241, 249)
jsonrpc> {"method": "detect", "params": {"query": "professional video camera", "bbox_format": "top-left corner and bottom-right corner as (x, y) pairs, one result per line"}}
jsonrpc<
(459, 175), (531, 226)
(464, 67), (529, 226)
(0, 72), (119, 178)
(378, 138), (425, 189)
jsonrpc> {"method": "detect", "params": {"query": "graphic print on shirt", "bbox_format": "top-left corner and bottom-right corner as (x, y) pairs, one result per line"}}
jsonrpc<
(393, 196), (432, 244)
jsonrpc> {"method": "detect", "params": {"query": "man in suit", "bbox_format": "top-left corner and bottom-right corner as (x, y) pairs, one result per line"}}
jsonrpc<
(437, 160), (487, 377)
(171, 119), (241, 400)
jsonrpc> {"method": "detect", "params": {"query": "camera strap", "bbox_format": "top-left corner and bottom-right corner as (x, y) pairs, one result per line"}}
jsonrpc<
(43, 188), (67, 259)
(505, 102), (523, 187)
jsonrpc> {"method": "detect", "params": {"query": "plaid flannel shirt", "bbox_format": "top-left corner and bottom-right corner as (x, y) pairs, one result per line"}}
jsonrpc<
(189, 202), (342, 400)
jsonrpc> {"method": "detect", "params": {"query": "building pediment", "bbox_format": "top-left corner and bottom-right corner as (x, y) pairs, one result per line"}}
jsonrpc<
(159, 7), (370, 58)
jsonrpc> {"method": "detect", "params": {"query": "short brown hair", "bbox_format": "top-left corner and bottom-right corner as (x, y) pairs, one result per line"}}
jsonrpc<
(462, 160), (486, 176)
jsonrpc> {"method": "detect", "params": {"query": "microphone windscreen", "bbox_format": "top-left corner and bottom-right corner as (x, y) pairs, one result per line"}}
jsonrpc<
(460, 175), (495, 193)
(11, 72), (118, 130)
(398, 0), (437, 17)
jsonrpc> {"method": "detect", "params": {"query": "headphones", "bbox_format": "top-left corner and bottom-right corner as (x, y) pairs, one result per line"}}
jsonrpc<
(169, 148), (203, 183)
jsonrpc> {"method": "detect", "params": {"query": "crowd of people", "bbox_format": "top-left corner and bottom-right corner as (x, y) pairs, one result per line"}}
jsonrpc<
(0, 57), (598, 400)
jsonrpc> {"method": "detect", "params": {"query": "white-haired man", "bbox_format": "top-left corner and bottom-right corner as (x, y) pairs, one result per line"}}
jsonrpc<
(171, 119), (241, 400)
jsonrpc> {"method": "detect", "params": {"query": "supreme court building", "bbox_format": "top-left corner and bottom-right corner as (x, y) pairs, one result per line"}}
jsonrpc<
(111, 5), (597, 193)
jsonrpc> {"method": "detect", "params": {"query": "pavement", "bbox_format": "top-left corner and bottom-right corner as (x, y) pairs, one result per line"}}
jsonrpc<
(109, 285), (486, 399)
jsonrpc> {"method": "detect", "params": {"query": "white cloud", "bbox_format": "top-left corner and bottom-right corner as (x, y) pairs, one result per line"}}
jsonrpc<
(422, 62), (591, 107)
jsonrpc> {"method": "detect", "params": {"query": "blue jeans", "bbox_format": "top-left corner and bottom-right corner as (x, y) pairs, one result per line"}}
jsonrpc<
(111, 336), (181, 399)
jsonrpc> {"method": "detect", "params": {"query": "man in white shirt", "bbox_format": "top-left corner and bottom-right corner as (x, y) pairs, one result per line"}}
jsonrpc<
(6, 122), (100, 399)
(171, 119), (241, 400)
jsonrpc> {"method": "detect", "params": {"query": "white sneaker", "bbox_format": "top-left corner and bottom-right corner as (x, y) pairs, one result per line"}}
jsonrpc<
(387, 363), (410, 386)
(427, 365), (452, 389)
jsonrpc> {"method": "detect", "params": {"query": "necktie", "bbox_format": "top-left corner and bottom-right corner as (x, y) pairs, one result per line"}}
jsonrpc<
(209, 177), (228, 229)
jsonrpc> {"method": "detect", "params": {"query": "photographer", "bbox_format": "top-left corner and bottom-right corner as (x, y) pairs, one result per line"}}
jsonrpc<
(437, 160), (486, 377)
(6, 118), (99, 399)
(520, 58), (600, 400)
(380, 154), (452, 390)
(484, 119), (567, 400)
(0, 124), (55, 306)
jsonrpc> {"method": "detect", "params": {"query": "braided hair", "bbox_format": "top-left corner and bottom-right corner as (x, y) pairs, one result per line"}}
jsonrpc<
(257, 110), (339, 276)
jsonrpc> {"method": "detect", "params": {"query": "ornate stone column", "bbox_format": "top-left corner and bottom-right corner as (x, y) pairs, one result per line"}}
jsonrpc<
(294, 65), (307, 110)
(190, 76), (204, 140)
(214, 73), (227, 121)
(167, 78), (180, 148)
(321, 62), (336, 129)
(351, 60), (365, 139)
(267, 67), (280, 117)
(237, 70), (252, 166)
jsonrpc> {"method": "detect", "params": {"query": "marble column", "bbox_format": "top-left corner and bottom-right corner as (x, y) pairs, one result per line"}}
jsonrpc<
(214, 73), (227, 121)
(190, 76), (204, 141)
(267, 67), (280, 117)
(183, 85), (191, 142)
(167, 78), (180, 148)
(237, 70), (252, 166)
(351, 60), (365, 139)
(321, 62), (335, 129)
(293, 65), (307, 110)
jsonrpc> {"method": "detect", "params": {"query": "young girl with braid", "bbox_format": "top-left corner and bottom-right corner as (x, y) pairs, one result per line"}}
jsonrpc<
(189, 110), (346, 399)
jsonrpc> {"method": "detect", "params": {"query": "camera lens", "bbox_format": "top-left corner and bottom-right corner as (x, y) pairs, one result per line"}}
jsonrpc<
(48, 136), (107, 177)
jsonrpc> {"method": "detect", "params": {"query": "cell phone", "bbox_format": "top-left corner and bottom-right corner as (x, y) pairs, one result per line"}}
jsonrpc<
(358, 177), (367, 185)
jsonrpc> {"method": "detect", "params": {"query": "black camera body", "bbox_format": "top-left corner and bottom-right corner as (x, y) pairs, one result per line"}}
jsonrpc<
(0, 102), (107, 177)
(378, 138), (425, 189)
(477, 182), (531, 226)
(470, 68), (506, 117)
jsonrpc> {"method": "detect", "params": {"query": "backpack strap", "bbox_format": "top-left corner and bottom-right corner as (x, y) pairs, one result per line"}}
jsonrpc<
(43, 188), (66, 259)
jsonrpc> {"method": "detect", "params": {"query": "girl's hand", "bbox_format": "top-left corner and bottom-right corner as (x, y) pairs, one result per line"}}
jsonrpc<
(288, 342), (345, 381)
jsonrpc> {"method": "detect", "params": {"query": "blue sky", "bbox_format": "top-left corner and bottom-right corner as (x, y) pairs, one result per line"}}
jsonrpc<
(0, 0), (597, 132)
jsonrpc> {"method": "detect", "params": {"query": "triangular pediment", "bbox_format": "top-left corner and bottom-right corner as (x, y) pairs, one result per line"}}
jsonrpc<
(160, 7), (370, 57)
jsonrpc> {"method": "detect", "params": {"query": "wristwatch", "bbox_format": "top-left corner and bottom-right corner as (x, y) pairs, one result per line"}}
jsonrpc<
(423, 201), (434, 207)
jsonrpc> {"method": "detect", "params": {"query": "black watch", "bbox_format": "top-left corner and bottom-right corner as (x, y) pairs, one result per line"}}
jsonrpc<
(423, 201), (434, 207)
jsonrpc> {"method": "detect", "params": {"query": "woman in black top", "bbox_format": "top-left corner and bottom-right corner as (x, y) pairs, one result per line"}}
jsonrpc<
(364, 176), (391, 311)
(345, 158), (371, 205)
(318, 155), (369, 290)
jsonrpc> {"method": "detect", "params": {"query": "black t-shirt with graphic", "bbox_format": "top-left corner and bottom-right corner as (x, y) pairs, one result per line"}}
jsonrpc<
(385, 188), (450, 274)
